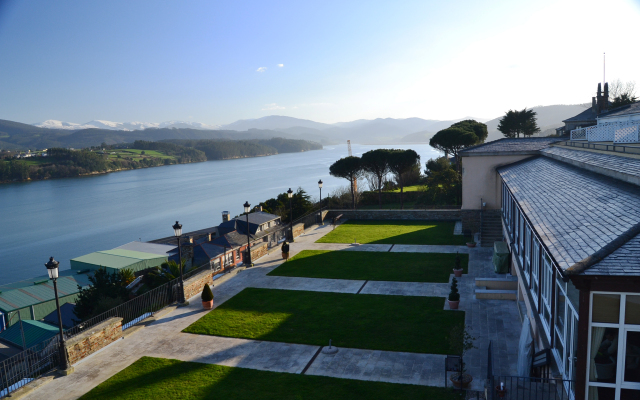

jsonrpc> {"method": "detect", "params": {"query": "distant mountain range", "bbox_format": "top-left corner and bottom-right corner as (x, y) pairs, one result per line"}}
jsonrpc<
(0, 104), (587, 150)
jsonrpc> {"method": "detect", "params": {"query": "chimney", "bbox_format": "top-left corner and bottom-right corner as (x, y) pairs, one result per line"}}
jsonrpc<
(592, 97), (597, 115)
(603, 82), (609, 111)
(207, 233), (212, 242)
(259, 205), (263, 212)
(222, 211), (230, 223)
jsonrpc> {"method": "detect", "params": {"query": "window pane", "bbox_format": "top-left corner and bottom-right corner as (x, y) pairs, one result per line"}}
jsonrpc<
(555, 329), (565, 364)
(624, 331), (640, 383)
(556, 285), (566, 337)
(592, 294), (621, 323)
(626, 296), (640, 325)
(589, 327), (619, 383)
(588, 386), (615, 399)
(621, 389), (640, 400)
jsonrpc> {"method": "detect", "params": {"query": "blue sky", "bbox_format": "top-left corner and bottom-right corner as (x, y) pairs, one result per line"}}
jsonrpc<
(0, 0), (639, 125)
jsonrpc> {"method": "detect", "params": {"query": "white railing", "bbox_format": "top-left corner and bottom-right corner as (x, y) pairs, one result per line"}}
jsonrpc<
(570, 127), (587, 141)
(570, 121), (640, 143)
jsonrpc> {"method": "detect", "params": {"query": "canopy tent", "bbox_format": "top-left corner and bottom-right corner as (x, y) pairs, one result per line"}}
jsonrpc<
(70, 249), (167, 274)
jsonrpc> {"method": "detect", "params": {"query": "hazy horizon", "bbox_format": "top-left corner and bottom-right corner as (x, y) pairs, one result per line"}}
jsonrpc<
(0, 0), (638, 126)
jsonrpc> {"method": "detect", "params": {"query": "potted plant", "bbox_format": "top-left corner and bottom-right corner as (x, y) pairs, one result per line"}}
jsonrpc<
(448, 278), (460, 309)
(201, 283), (214, 310)
(448, 325), (477, 389)
(453, 252), (463, 277)
(466, 241), (476, 248)
(495, 381), (507, 398)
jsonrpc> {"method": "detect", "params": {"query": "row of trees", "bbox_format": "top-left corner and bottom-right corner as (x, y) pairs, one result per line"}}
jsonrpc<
(329, 149), (421, 209)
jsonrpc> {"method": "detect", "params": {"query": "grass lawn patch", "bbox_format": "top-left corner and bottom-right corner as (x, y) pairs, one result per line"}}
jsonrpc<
(268, 250), (468, 283)
(317, 219), (468, 245)
(184, 288), (464, 354)
(80, 357), (464, 400)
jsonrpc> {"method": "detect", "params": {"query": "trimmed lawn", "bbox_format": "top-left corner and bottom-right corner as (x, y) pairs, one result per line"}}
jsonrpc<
(80, 357), (464, 400)
(268, 250), (468, 283)
(317, 220), (468, 245)
(184, 288), (464, 354)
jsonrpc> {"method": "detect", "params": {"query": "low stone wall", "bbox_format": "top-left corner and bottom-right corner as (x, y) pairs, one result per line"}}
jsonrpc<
(250, 242), (268, 261)
(293, 222), (305, 238)
(183, 269), (214, 301)
(325, 209), (481, 234)
(66, 317), (123, 365)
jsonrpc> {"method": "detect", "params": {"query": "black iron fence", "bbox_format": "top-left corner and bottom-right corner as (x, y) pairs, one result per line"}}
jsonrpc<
(489, 376), (574, 400)
(0, 336), (61, 398)
(64, 277), (180, 338)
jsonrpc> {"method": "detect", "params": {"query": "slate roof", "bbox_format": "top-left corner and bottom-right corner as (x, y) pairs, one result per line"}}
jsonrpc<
(563, 107), (598, 123)
(235, 211), (279, 226)
(541, 146), (640, 180)
(498, 156), (640, 275)
(585, 235), (640, 276)
(598, 101), (640, 120)
(460, 138), (563, 155)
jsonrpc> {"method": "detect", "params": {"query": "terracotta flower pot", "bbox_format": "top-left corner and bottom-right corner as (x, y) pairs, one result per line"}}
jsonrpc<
(453, 268), (463, 277)
(495, 385), (507, 398)
(202, 300), (214, 310)
(450, 373), (473, 388)
(466, 242), (476, 248)
(448, 300), (460, 310)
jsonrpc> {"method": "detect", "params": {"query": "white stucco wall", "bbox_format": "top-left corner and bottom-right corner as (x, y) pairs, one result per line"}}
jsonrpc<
(461, 154), (532, 210)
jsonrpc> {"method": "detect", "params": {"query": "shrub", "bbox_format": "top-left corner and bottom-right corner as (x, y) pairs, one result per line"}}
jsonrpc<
(201, 283), (214, 302)
(448, 278), (460, 302)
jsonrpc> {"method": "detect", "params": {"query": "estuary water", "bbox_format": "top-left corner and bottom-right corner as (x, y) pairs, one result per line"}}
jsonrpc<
(0, 143), (440, 285)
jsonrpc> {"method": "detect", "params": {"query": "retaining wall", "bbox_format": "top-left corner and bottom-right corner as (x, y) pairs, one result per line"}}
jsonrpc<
(66, 317), (123, 365)
(292, 222), (305, 238)
(250, 242), (268, 261)
(182, 269), (214, 302)
(325, 209), (481, 234)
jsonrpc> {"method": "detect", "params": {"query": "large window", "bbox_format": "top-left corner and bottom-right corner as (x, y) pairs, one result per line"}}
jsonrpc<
(554, 276), (579, 386)
(531, 233), (540, 308)
(588, 293), (640, 398)
(540, 253), (553, 336)
(524, 226), (532, 284)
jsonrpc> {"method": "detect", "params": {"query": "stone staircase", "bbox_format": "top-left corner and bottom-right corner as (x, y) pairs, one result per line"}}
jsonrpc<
(475, 276), (518, 300)
(481, 211), (503, 247)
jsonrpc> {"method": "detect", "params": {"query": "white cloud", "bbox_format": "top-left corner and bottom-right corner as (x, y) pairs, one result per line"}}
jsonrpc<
(256, 67), (267, 72)
(277, 64), (284, 67)
(262, 103), (285, 110)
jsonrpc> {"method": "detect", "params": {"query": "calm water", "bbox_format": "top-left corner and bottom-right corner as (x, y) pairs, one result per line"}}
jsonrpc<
(0, 143), (439, 285)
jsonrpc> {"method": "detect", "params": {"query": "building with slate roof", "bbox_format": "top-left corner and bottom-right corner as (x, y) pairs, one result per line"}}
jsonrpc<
(461, 134), (640, 398)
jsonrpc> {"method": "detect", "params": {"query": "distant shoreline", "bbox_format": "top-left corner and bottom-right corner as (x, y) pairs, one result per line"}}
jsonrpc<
(0, 148), (322, 185)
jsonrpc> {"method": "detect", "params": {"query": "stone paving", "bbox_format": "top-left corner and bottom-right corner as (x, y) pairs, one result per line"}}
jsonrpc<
(24, 221), (521, 399)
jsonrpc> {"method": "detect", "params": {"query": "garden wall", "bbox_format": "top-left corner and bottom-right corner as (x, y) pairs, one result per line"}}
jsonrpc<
(66, 317), (123, 365)
(325, 209), (480, 234)
(293, 222), (305, 238)
(182, 269), (214, 301)
(250, 242), (268, 261)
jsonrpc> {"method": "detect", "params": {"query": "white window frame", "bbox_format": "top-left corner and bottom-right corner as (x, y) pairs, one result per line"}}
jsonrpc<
(524, 225), (532, 284)
(587, 292), (640, 399)
(540, 252), (553, 338)
(531, 240), (540, 309)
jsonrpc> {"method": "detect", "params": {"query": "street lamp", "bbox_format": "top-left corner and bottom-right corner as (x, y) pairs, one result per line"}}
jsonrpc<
(287, 188), (294, 242)
(243, 201), (253, 267)
(318, 179), (323, 225)
(45, 257), (69, 371)
(173, 221), (186, 304)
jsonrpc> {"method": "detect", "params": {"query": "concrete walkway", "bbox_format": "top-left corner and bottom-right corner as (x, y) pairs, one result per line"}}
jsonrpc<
(24, 222), (519, 399)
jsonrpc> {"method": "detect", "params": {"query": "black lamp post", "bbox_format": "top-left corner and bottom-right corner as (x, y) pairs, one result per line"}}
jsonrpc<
(45, 257), (69, 371)
(318, 179), (323, 224)
(287, 188), (294, 242)
(243, 201), (253, 267)
(173, 221), (185, 304)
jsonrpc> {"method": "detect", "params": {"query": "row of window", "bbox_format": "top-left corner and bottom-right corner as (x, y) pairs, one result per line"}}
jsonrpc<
(501, 181), (579, 384)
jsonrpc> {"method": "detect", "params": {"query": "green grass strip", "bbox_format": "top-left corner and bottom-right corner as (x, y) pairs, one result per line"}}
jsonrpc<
(268, 250), (468, 283)
(80, 357), (464, 400)
(184, 288), (464, 354)
(317, 220), (468, 245)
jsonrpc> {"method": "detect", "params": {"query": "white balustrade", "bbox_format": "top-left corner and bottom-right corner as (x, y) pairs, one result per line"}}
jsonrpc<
(571, 121), (640, 144)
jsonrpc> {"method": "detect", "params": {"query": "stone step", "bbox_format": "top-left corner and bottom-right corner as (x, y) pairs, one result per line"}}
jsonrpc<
(475, 288), (517, 300)
(475, 277), (517, 290)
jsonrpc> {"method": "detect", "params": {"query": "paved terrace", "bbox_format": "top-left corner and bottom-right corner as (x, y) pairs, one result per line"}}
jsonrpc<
(24, 222), (520, 399)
